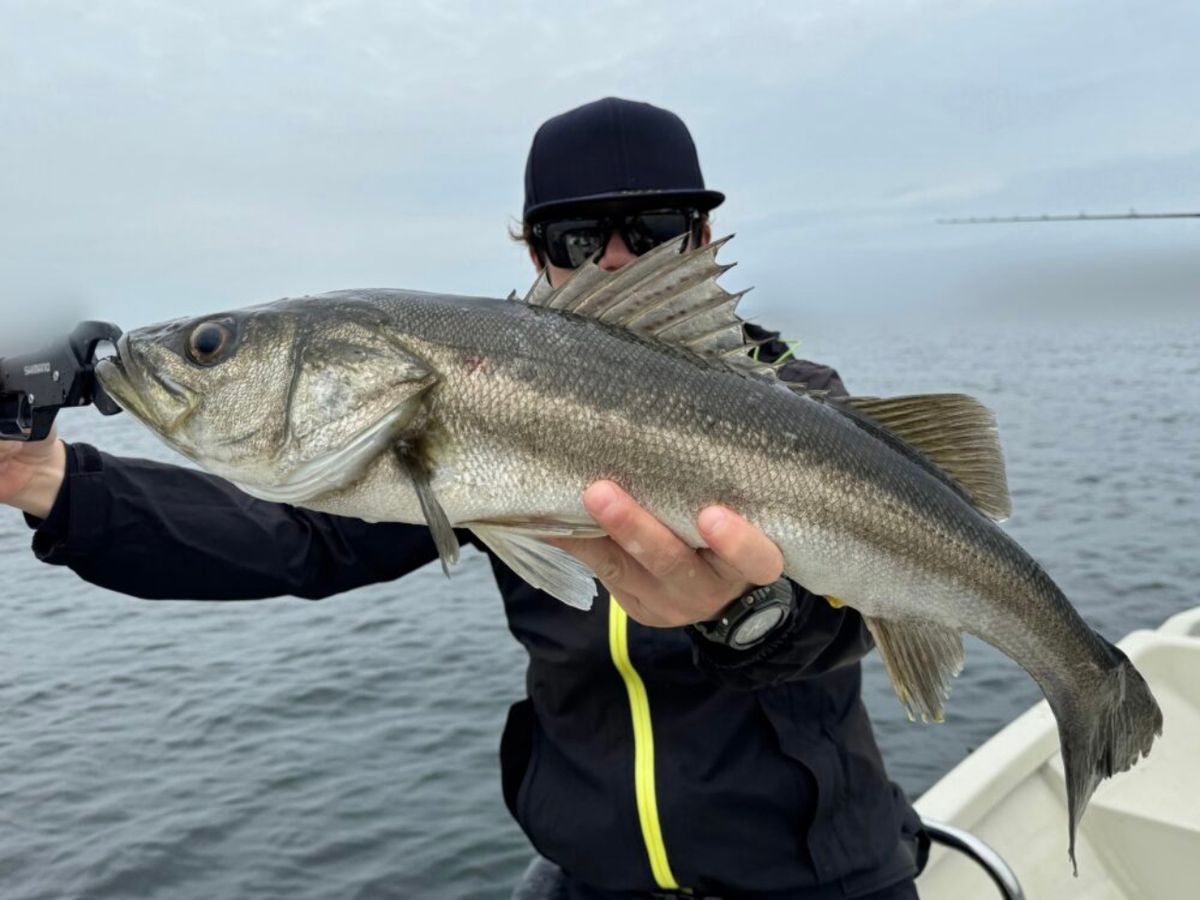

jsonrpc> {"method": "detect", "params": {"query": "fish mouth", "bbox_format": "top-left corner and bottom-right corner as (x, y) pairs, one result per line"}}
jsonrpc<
(95, 336), (198, 434)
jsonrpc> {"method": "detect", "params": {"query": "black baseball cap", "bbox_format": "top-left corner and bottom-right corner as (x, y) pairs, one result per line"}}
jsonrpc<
(523, 97), (725, 223)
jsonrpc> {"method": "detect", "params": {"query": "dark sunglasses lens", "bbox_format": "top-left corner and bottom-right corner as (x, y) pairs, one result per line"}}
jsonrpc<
(623, 211), (691, 255)
(542, 220), (607, 269)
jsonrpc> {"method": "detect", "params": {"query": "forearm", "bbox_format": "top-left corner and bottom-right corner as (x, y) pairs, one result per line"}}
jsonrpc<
(689, 582), (873, 689)
(29, 443), (439, 600)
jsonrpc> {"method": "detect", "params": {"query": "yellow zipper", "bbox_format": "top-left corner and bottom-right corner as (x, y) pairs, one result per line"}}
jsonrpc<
(608, 595), (680, 890)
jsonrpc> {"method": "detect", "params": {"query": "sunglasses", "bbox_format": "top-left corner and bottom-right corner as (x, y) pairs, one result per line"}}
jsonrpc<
(532, 208), (702, 269)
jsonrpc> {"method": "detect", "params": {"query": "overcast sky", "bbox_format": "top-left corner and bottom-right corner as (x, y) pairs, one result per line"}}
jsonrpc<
(1, 0), (1197, 341)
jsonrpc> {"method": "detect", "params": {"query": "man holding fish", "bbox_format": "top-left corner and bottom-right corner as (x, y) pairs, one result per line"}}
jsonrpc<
(7, 97), (1153, 898)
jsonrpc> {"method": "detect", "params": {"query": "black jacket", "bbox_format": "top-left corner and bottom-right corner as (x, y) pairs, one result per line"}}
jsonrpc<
(27, 334), (922, 898)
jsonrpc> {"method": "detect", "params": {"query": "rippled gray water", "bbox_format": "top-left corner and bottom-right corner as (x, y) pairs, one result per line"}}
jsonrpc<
(2, 314), (1197, 899)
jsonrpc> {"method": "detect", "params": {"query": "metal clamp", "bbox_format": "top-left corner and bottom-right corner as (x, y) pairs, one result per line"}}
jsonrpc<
(0, 321), (124, 441)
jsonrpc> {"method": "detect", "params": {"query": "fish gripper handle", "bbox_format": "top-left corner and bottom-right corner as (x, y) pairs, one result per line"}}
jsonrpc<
(0, 321), (124, 442)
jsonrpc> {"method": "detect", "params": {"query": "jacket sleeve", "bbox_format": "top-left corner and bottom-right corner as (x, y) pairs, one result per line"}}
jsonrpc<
(688, 586), (873, 689)
(688, 359), (875, 688)
(25, 442), (440, 600)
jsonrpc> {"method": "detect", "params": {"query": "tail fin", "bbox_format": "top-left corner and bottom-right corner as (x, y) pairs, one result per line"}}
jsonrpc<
(1050, 637), (1162, 874)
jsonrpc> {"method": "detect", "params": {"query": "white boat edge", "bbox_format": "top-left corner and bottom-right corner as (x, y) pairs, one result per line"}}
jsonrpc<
(915, 606), (1200, 899)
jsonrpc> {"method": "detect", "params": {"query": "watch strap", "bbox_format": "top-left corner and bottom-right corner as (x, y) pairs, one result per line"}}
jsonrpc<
(692, 578), (794, 650)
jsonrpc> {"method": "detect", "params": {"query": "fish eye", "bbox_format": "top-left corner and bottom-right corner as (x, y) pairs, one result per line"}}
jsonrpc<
(187, 320), (235, 366)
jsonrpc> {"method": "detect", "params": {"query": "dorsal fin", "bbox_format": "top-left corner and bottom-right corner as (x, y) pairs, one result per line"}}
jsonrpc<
(839, 394), (1012, 521)
(523, 269), (554, 306)
(520, 234), (774, 380)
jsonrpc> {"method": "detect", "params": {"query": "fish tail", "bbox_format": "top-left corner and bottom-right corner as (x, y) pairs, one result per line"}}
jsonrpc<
(1049, 635), (1162, 875)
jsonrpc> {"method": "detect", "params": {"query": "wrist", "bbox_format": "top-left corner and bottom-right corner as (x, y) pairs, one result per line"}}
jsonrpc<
(10, 440), (68, 519)
(692, 578), (795, 650)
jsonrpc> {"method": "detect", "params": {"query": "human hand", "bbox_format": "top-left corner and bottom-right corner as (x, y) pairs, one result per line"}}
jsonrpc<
(0, 426), (67, 519)
(552, 481), (785, 627)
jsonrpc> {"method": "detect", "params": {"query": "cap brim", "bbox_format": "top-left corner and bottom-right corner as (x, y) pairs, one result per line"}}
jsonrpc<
(525, 189), (725, 223)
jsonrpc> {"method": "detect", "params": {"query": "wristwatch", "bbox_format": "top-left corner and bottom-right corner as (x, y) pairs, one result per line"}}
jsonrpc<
(692, 578), (795, 650)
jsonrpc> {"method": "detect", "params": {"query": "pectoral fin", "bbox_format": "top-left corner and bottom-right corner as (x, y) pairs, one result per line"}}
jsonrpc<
(864, 616), (965, 724)
(395, 447), (459, 575)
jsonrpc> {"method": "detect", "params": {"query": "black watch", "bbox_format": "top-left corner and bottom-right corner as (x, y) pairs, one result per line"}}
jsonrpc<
(692, 578), (795, 650)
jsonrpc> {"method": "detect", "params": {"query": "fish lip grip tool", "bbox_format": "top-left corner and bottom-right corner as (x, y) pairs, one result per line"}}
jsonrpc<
(0, 321), (124, 442)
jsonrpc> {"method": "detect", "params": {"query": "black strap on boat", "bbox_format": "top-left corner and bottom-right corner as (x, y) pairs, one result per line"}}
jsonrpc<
(922, 817), (1026, 900)
(0, 321), (124, 442)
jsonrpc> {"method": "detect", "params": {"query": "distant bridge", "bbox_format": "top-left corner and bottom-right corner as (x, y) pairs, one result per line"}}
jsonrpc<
(937, 210), (1200, 225)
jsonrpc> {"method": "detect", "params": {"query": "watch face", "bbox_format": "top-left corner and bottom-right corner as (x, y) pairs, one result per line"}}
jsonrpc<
(731, 606), (786, 649)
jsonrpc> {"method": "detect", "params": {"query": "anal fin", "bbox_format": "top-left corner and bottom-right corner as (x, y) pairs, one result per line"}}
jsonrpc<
(864, 616), (965, 723)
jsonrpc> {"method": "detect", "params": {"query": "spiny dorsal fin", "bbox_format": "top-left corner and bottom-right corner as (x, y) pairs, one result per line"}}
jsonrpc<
(521, 234), (774, 380)
(842, 393), (1012, 521)
(523, 269), (554, 306)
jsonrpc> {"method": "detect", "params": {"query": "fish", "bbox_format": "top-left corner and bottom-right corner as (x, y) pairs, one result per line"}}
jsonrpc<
(95, 235), (1162, 871)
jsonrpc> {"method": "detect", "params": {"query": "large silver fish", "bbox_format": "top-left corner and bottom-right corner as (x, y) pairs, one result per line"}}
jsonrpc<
(96, 236), (1161, 870)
